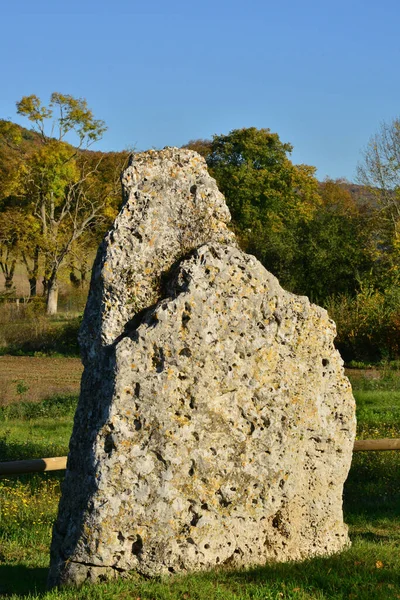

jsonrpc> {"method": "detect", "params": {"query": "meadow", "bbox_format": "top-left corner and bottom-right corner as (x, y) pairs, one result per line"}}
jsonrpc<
(0, 364), (399, 599)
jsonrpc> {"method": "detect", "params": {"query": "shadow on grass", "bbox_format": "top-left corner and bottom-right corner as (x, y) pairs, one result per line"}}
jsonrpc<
(217, 550), (400, 599)
(0, 565), (48, 597)
(352, 530), (397, 544)
(3, 554), (400, 600)
(0, 437), (68, 463)
(344, 451), (400, 521)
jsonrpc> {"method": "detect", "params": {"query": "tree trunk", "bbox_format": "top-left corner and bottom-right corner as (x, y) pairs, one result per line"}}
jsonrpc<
(80, 261), (89, 286)
(4, 274), (14, 289)
(3, 258), (16, 290)
(69, 271), (80, 287)
(22, 246), (40, 298)
(46, 276), (59, 315)
(29, 277), (37, 297)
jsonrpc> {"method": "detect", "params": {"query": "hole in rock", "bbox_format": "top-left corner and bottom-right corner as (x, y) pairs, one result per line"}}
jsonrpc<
(322, 358), (329, 367)
(155, 452), (168, 467)
(134, 419), (142, 431)
(190, 184), (197, 195)
(168, 567), (175, 573)
(131, 534), (143, 556)
(189, 461), (195, 476)
(201, 503), (209, 510)
(204, 544), (210, 549)
(182, 312), (191, 327)
(179, 347), (192, 358)
(104, 433), (117, 455)
(216, 489), (231, 507)
(134, 383), (140, 398)
(190, 512), (200, 527)
(152, 346), (165, 373)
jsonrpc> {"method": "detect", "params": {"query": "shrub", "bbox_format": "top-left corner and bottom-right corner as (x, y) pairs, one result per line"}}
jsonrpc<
(0, 299), (81, 356)
(327, 281), (400, 363)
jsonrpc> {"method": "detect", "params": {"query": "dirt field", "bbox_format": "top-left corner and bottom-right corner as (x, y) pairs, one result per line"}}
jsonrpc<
(0, 356), (389, 407)
(0, 355), (83, 405)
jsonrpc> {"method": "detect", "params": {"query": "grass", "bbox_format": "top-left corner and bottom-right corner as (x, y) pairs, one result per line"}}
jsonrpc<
(0, 372), (399, 598)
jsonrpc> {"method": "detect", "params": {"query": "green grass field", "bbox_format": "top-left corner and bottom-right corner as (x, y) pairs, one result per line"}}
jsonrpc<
(0, 372), (400, 599)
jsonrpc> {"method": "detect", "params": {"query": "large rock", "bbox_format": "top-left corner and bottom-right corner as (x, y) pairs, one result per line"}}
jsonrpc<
(48, 148), (356, 588)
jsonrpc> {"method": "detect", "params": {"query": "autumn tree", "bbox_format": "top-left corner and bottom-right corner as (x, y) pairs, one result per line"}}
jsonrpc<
(357, 117), (400, 279)
(5, 93), (110, 314)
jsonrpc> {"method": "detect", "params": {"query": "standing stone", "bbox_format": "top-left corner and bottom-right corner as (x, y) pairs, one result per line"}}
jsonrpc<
(48, 148), (356, 588)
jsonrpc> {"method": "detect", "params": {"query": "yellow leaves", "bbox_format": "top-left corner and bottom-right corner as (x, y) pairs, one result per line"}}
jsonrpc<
(16, 94), (52, 122)
(376, 560), (384, 569)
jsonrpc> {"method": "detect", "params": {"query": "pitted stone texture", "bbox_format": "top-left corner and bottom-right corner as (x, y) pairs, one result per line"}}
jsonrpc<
(49, 239), (355, 587)
(79, 147), (235, 364)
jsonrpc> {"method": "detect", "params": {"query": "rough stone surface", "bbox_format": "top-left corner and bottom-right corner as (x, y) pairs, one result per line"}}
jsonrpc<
(48, 148), (356, 588)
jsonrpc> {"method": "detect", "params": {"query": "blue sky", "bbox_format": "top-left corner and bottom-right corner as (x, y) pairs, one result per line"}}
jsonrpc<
(2, 0), (399, 181)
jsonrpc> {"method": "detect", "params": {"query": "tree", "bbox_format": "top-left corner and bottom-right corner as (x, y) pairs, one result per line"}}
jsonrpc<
(0, 207), (39, 293)
(357, 118), (400, 279)
(187, 128), (321, 292)
(296, 179), (374, 301)
(5, 93), (108, 314)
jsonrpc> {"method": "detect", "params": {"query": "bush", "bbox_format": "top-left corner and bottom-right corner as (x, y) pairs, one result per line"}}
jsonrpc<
(0, 299), (81, 356)
(327, 281), (400, 363)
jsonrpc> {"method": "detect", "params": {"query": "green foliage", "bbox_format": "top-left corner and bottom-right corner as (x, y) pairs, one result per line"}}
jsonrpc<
(194, 128), (321, 294)
(206, 127), (319, 230)
(294, 179), (375, 301)
(0, 393), (78, 423)
(16, 93), (106, 147)
(326, 279), (400, 363)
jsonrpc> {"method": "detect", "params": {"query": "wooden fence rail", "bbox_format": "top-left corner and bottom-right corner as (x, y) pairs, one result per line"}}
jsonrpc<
(0, 456), (67, 476)
(353, 438), (400, 452)
(0, 439), (399, 476)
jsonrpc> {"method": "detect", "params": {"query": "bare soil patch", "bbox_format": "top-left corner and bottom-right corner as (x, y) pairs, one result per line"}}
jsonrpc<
(0, 355), (82, 405)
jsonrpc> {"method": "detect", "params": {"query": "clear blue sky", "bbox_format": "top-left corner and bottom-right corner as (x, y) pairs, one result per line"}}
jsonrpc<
(2, 0), (399, 182)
